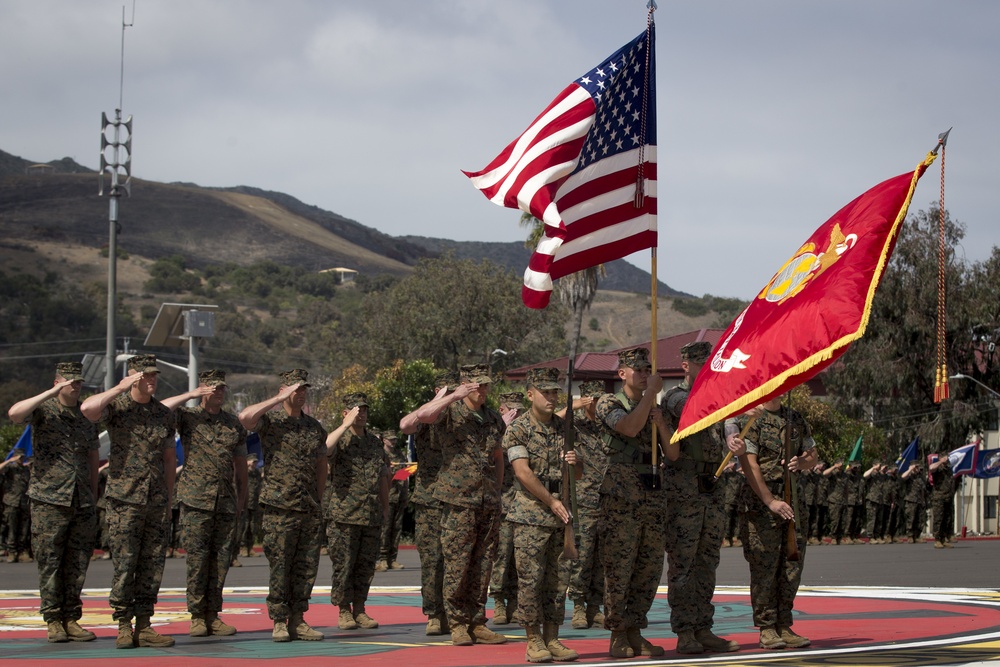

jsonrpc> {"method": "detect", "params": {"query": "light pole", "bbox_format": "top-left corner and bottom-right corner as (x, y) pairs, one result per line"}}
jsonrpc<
(949, 374), (1000, 400)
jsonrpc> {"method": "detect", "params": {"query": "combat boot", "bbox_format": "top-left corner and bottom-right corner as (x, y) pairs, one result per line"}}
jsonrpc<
(374, 559), (388, 572)
(759, 626), (786, 649)
(338, 606), (358, 630)
(290, 613), (324, 640)
(116, 619), (135, 649)
(63, 619), (96, 642)
(189, 616), (209, 637)
(353, 604), (379, 629)
(17, 552), (32, 563)
(207, 611), (237, 636)
(389, 561), (405, 569)
(778, 626), (810, 648)
(451, 623), (473, 646)
(675, 630), (704, 654)
(135, 617), (175, 647)
(608, 630), (634, 659)
(543, 622), (578, 661)
(5, 552), (15, 563)
(807, 537), (820, 546)
(47, 620), (69, 643)
(731, 537), (743, 547)
(525, 624), (553, 663)
(626, 627), (664, 656)
(695, 628), (740, 652)
(571, 601), (588, 629)
(588, 605), (605, 628)
(934, 540), (945, 548)
(471, 623), (507, 644)
(493, 598), (509, 625)
(272, 620), (290, 642)
(425, 615), (444, 636)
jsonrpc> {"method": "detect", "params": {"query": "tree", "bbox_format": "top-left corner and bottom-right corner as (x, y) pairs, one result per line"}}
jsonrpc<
(520, 213), (605, 375)
(350, 255), (567, 372)
(824, 206), (999, 458)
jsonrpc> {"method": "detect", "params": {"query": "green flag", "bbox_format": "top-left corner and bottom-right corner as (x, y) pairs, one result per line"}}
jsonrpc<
(848, 434), (864, 463)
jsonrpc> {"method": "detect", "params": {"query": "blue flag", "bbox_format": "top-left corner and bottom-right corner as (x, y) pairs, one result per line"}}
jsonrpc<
(896, 437), (919, 474)
(974, 448), (1000, 478)
(5, 426), (32, 459)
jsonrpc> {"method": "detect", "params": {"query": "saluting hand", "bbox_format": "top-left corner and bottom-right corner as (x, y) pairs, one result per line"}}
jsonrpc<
(116, 370), (143, 392)
(276, 383), (301, 402)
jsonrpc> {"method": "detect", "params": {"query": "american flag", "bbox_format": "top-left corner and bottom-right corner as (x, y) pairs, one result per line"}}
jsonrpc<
(463, 26), (657, 309)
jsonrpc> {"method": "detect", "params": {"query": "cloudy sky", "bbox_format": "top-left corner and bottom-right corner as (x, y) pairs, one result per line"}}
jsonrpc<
(2, 1), (996, 299)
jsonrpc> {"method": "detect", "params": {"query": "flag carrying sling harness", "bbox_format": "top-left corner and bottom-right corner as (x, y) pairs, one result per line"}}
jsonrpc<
(601, 392), (661, 481)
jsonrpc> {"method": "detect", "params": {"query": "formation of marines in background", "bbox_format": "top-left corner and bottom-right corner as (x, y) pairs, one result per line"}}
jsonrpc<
(2, 348), (964, 660)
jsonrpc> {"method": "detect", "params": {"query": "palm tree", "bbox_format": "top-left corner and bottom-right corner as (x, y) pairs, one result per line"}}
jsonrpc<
(520, 213), (605, 376)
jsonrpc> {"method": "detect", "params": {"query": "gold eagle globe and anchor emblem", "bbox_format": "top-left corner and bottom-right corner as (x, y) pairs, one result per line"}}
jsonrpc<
(759, 223), (858, 304)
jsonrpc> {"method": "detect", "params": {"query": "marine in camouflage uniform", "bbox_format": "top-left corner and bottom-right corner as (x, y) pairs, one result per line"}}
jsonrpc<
(425, 363), (508, 646)
(165, 369), (248, 637)
(489, 391), (523, 627)
(845, 463), (865, 542)
(324, 392), (389, 631)
(823, 463), (849, 544)
(565, 380), (608, 630)
(377, 431), (409, 570)
(0, 449), (31, 562)
(804, 462), (827, 545)
(241, 452), (263, 555)
(399, 369), (455, 636)
(929, 455), (956, 547)
(7, 361), (99, 642)
(726, 396), (817, 650)
(504, 367), (581, 663)
(719, 462), (744, 548)
(661, 341), (739, 654)
(238, 369), (328, 642)
(900, 462), (929, 543)
(81, 354), (177, 649)
(863, 464), (887, 543)
(94, 464), (111, 559)
(595, 347), (671, 659)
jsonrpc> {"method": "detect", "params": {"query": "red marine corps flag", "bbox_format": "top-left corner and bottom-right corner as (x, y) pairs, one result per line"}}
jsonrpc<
(672, 149), (941, 442)
(463, 23), (657, 309)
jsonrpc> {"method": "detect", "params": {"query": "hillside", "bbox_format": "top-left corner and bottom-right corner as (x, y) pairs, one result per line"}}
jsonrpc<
(0, 148), (685, 297)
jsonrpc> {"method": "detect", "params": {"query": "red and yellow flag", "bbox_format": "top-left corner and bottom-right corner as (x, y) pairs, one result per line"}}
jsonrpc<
(673, 152), (937, 442)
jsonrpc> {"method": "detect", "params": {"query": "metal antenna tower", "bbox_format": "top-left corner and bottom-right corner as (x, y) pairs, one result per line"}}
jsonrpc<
(98, 2), (135, 390)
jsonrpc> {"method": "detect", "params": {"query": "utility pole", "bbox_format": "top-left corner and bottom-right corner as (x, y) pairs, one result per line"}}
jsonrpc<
(98, 3), (135, 390)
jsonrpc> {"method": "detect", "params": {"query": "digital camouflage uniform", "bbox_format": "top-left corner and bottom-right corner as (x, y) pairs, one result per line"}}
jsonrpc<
(864, 469), (887, 541)
(379, 439), (409, 567)
(930, 458), (955, 543)
(504, 407), (569, 628)
(435, 374), (505, 631)
(242, 457), (263, 554)
(903, 465), (929, 541)
(845, 466), (865, 541)
(104, 391), (174, 623)
(719, 466), (744, 545)
(27, 397), (99, 623)
(596, 387), (666, 632)
(565, 383), (608, 621)
(175, 401), (248, 618)
(326, 414), (388, 610)
(257, 408), (327, 622)
(1, 455), (30, 557)
(825, 467), (848, 543)
(96, 467), (110, 555)
(662, 374), (728, 636)
(410, 420), (447, 620)
(729, 405), (815, 630)
(489, 392), (523, 622)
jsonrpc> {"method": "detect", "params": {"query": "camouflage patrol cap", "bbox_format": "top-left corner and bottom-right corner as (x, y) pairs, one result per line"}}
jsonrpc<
(434, 369), (459, 389)
(343, 392), (369, 409)
(499, 391), (524, 409)
(279, 369), (310, 387)
(383, 430), (398, 442)
(617, 347), (652, 370)
(55, 361), (85, 381)
(680, 341), (712, 365)
(128, 354), (160, 374)
(247, 452), (259, 463)
(198, 369), (227, 387)
(460, 363), (492, 385)
(526, 367), (561, 391)
(578, 380), (605, 398)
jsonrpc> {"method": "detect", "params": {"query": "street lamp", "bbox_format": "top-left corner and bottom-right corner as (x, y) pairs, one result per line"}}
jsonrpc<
(949, 374), (1000, 400)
